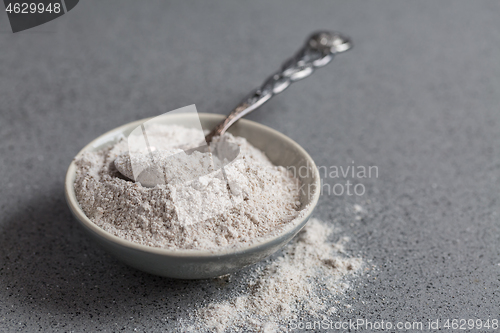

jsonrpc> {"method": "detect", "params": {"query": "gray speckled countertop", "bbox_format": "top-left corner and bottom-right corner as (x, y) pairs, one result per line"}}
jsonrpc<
(1, 1), (499, 332)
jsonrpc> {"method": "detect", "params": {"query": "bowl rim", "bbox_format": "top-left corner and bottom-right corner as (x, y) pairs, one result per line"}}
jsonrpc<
(65, 113), (320, 258)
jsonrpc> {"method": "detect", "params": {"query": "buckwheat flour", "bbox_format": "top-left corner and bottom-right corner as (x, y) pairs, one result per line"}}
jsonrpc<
(182, 218), (363, 333)
(73, 124), (303, 250)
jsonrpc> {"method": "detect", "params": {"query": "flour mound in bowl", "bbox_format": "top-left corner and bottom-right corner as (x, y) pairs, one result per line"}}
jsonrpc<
(73, 125), (303, 250)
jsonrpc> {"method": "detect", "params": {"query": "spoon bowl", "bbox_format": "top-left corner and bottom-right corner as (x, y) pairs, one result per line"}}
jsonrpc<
(65, 113), (320, 279)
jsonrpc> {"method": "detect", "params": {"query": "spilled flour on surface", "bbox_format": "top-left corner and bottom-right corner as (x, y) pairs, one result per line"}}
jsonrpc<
(182, 218), (363, 333)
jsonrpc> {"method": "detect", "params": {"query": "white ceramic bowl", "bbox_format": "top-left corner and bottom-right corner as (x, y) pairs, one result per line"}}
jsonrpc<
(65, 113), (320, 279)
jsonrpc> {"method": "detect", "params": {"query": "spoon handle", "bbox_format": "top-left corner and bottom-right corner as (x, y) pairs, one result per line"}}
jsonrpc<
(205, 31), (352, 142)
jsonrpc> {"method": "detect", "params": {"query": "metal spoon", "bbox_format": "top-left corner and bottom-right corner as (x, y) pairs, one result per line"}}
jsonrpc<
(204, 30), (351, 143)
(115, 31), (351, 185)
